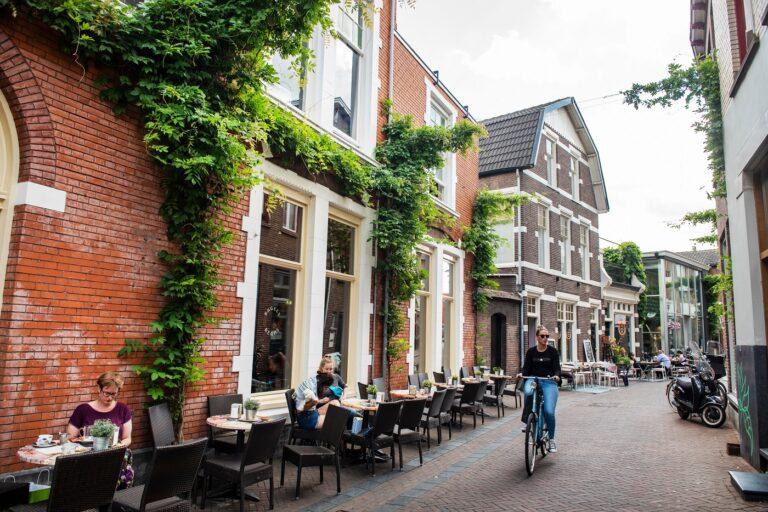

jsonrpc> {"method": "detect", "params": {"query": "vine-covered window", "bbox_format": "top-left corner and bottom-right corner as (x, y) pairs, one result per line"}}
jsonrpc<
(271, 53), (304, 110)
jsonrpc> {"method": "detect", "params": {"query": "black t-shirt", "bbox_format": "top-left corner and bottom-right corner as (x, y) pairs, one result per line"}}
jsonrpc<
(522, 345), (561, 378)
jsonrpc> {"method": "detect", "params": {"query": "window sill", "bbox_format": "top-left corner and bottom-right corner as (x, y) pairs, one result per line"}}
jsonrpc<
(432, 197), (459, 218)
(729, 34), (760, 98)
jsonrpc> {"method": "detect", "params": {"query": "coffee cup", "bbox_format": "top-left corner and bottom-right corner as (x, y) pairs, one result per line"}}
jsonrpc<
(36, 434), (52, 446)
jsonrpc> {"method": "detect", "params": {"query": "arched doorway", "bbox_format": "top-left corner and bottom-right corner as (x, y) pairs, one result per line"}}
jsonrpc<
(0, 90), (20, 311)
(491, 313), (506, 370)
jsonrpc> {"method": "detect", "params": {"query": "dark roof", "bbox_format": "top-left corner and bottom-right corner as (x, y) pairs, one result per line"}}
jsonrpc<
(675, 249), (720, 268)
(478, 98), (568, 174)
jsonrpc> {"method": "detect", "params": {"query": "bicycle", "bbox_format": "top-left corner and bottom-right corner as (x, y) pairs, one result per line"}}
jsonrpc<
(520, 376), (557, 476)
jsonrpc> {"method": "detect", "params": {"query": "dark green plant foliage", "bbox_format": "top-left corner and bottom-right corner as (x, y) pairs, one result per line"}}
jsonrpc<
(372, 103), (485, 343)
(704, 256), (732, 335)
(12, 0), (370, 432)
(668, 208), (719, 245)
(463, 188), (526, 311)
(603, 242), (647, 326)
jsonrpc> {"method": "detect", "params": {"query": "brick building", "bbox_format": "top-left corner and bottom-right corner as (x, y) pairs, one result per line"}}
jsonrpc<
(0, 1), (483, 470)
(477, 98), (609, 372)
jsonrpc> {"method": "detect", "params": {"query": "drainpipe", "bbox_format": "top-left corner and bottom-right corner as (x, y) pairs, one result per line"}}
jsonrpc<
(388, 0), (395, 122)
(517, 170), (525, 372)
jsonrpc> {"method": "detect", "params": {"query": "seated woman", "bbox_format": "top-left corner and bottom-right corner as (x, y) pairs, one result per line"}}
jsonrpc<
(294, 355), (344, 430)
(66, 371), (134, 488)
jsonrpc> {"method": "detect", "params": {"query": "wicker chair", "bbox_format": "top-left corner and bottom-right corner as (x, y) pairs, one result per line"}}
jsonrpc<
(113, 438), (207, 512)
(11, 447), (126, 512)
(503, 378), (523, 408)
(416, 373), (428, 388)
(201, 419), (285, 511)
(459, 367), (471, 379)
(284, 389), (319, 445)
(372, 378), (387, 399)
(357, 382), (368, 398)
(451, 382), (484, 429)
(442, 367), (452, 382)
(207, 394), (244, 453)
(148, 402), (176, 448)
(438, 387), (457, 440)
(394, 399), (427, 468)
(345, 401), (401, 476)
(419, 389), (445, 448)
(407, 374), (419, 387)
(483, 378), (507, 417)
(280, 405), (348, 500)
(433, 371), (445, 384)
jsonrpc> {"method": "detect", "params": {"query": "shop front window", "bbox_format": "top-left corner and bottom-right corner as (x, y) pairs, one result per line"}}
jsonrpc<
(441, 257), (455, 371)
(324, 216), (356, 380)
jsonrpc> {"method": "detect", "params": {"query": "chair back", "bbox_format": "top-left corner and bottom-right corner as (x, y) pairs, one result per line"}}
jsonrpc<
(372, 401), (402, 436)
(317, 405), (349, 449)
(285, 389), (298, 425)
(474, 381), (488, 401)
(142, 438), (208, 508)
(443, 367), (452, 381)
(417, 373), (428, 387)
(472, 366), (480, 375)
(459, 367), (470, 379)
(242, 419), (286, 469)
(440, 388), (457, 414)
(425, 389), (445, 417)
(148, 402), (176, 448)
(433, 371), (445, 384)
(372, 377), (386, 397)
(358, 381), (368, 398)
(493, 378), (507, 397)
(398, 399), (427, 431)
(460, 382), (480, 404)
(208, 393), (243, 416)
(47, 446), (126, 512)
(407, 374), (419, 387)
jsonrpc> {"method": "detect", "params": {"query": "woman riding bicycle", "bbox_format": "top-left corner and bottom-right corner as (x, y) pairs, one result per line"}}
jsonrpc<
(517, 325), (561, 453)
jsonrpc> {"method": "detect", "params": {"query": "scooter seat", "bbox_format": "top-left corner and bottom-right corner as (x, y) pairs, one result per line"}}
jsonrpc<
(676, 377), (692, 391)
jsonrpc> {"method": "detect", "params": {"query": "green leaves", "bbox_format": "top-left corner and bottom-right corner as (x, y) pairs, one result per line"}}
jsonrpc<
(603, 242), (648, 327)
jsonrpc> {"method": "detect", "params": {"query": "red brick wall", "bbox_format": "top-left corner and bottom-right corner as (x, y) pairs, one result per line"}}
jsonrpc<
(0, 16), (245, 470)
(375, 2), (478, 389)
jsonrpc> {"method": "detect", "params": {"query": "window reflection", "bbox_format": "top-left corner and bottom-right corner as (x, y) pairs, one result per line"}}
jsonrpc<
(253, 264), (295, 392)
(326, 218), (355, 274)
(261, 198), (303, 263)
(323, 277), (351, 379)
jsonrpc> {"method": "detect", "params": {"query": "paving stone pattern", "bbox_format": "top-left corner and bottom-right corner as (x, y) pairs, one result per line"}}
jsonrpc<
(206, 381), (761, 511)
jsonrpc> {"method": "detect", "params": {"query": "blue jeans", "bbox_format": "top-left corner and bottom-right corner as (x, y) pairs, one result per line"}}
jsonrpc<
(522, 379), (559, 439)
(297, 409), (319, 429)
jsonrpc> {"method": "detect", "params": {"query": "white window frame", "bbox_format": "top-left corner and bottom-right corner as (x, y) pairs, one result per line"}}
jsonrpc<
(545, 137), (557, 187)
(536, 204), (550, 268)
(559, 214), (571, 275)
(425, 79), (458, 213)
(570, 155), (580, 201)
(556, 301), (577, 362)
(282, 201), (298, 232)
(579, 224), (590, 280)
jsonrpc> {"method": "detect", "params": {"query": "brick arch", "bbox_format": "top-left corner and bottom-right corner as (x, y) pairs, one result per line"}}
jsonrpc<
(0, 29), (57, 186)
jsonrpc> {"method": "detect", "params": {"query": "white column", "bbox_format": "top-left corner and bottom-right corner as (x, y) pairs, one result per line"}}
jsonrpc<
(301, 196), (330, 377)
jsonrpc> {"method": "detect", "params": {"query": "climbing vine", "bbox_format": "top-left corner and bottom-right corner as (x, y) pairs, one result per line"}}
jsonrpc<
(463, 188), (526, 312)
(372, 103), (485, 348)
(7, 0), (378, 432)
(603, 242), (647, 326)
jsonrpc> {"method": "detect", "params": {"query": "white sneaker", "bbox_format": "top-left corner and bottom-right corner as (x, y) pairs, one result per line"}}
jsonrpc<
(547, 440), (557, 453)
(520, 424), (527, 432)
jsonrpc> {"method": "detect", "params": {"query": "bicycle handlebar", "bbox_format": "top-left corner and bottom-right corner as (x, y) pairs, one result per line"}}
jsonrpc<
(519, 376), (558, 380)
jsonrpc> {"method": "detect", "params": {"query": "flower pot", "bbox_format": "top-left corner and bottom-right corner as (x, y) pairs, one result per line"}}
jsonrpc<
(92, 436), (110, 451)
(367, 394), (376, 403)
(245, 409), (259, 421)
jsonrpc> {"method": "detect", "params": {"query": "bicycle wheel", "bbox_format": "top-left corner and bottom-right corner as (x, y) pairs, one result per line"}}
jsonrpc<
(666, 380), (677, 409)
(524, 413), (538, 476)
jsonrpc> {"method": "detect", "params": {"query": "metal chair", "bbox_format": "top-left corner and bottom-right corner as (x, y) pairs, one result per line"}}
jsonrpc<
(420, 389), (445, 448)
(201, 419), (285, 511)
(394, 399), (427, 468)
(451, 381), (483, 429)
(483, 378), (506, 417)
(284, 389), (320, 445)
(113, 438), (207, 511)
(11, 447), (126, 512)
(438, 387), (457, 440)
(281, 405), (348, 500)
(503, 378), (523, 408)
(433, 371), (446, 384)
(148, 402), (176, 448)
(345, 401), (401, 476)
(207, 393), (243, 453)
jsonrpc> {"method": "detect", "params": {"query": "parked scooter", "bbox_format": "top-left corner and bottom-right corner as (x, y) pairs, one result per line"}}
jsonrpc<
(671, 343), (726, 428)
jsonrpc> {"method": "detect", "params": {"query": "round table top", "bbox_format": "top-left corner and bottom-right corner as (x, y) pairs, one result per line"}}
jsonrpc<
(390, 389), (431, 400)
(341, 398), (378, 412)
(206, 414), (272, 431)
(17, 442), (90, 466)
(484, 374), (515, 381)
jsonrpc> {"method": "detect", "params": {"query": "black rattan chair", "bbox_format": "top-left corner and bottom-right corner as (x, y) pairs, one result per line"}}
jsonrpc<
(285, 389), (319, 445)
(483, 378), (507, 417)
(345, 401), (401, 476)
(11, 447), (126, 512)
(451, 381), (483, 429)
(419, 389), (445, 448)
(503, 378), (523, 408)
(201, 419), (285, 511)
(394, 399), (427, 469)
(443, 367), (452, 382)
(357, 382), (368, 398)
(280, 405), (348, 500)
(207, 393), (243, 453)
(113, 438), (207, 511)
(438, 387), (457, 440)
(372, 377), (387, 399)
(433, 371), (445, 384)
(407, 374), (419, 387)
(148, 402), (176, 448)
(416, 373), (428, 387)
(459, 367), (471, 379)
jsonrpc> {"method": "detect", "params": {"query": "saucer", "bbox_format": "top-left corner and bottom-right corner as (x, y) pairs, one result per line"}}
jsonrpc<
(33, 442), (53, 448)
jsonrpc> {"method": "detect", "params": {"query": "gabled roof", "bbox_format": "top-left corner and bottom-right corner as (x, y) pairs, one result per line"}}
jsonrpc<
(676, 249), (720, 268)
(479, 97), (609, 213)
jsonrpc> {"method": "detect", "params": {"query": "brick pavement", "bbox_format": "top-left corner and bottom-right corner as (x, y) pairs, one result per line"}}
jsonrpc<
(206, 381), (761, 511)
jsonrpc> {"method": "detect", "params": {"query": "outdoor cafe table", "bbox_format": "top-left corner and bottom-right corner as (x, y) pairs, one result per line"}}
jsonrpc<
(206, 414), (272, 452)
(389, 389), (431, 400)
(17, 443), (90, 466)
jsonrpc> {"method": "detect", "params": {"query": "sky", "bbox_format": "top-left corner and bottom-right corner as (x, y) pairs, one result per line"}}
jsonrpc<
(397, 0), (715, 253)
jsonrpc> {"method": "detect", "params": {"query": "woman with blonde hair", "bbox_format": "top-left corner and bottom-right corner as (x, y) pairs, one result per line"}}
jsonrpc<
(67, 371), (133, 447)
(293, 355), (346, 429)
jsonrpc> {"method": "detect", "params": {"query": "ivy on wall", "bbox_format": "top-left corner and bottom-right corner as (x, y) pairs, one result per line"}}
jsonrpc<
(463, 188), (526, 312)
(603, 242), (647, 327)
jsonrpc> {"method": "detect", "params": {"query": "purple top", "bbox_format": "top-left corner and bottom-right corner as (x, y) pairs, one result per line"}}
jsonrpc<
(69, 402), (132, 436)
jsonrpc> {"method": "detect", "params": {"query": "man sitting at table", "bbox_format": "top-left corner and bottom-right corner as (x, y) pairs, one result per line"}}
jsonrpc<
(656, 349), (672, 376)
(294, 355), (345, 430)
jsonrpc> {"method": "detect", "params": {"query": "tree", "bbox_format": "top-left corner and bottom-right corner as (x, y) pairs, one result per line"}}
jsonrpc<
(603, 242), (647, 326)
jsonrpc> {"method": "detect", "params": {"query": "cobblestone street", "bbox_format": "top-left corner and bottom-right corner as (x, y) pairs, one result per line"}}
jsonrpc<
(206, 381), (760, 512)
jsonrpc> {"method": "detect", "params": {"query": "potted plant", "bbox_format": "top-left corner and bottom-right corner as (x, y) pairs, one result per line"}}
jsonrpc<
(451, 375), (459, 385)
(90, 419), (116, 451)
(493, 366), (503, 375)
(244, 399), (260, 421)
(366, 384), (378, 402)
(473, 370), (482, 378)
(421, 379), (433, 392)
